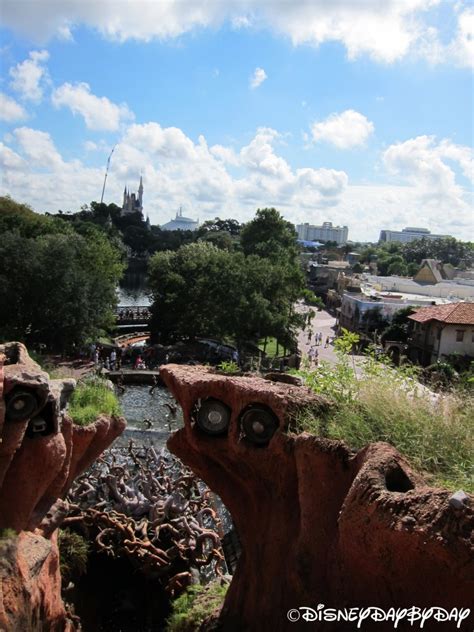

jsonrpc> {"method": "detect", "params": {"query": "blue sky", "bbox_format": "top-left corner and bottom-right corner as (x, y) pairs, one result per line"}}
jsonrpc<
(0, 0), (472, 241)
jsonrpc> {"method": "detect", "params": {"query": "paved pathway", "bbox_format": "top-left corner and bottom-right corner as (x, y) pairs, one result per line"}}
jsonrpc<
(295, 304), (366, 368)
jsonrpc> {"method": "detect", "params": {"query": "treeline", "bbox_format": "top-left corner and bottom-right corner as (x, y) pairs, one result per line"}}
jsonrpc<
(0, 197), (124, 352)
(357, 237), (474, 276)
(0, 198), (306, 354)
(49, 202), (244, 258)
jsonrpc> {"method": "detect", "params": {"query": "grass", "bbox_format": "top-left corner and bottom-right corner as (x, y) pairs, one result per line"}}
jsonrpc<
(68, 377), (122, 426)
(166, 580), (228, 632)
(295, 357), (474, 493)
(258, 337), (279, 357)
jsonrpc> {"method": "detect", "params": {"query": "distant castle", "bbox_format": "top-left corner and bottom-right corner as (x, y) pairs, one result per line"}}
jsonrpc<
(122, 177), (144, 218)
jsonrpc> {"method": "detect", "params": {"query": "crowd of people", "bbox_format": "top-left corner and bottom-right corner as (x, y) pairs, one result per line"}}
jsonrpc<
(305, 329), (333, 366)
(116, 308), (151, 322)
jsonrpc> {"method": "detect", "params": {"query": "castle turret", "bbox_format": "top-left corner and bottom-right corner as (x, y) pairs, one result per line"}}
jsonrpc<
(138, 176), (143, 209)
(121, 178), (144, 218)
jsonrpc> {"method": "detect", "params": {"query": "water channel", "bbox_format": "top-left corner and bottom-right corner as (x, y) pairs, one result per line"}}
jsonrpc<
(115, 385), (183, 449)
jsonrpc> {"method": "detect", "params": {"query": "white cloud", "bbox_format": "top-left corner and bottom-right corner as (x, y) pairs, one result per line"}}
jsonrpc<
(0, 142), (26, 171)
(250, 67), (267, 89)
(311, 110), (374, 149)
(417, 7), (474, 67)
(51, 82), (134, 131)
(3, 0), (468, 66)
(1, 123), (471, 241)
(9, 50), (50, 103)
(0, 122), (348, 225)
(0, 92), (27, 122)
(13, 127), (63, 168)
(382, 135), (473, 216)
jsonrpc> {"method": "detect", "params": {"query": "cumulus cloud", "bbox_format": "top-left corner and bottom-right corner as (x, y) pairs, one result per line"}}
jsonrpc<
(1, 121), (471, 241)
(9, 50), (50, 102)
(417, 7), (474, 67)
(311, 110), (374, 149)
(250, 67), (267, 89)
(2, 0), (470, 66)
(0, 121), (349, 226)
(51, 82), (134, 131)
(13, 127), (63, 168)
(382, 135), (473, 216)
(0, 92), (27, 122)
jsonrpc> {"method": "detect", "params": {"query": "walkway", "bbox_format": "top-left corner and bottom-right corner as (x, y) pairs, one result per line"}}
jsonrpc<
(295, 304), (365, 367)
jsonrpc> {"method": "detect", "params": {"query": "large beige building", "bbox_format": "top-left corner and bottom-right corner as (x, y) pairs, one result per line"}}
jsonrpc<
(379, 226), (450, 244)
(297, 221), (348, 245)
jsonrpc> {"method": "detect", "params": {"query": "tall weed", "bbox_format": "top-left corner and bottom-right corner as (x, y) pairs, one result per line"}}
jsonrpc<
(295, 348), (473, 492)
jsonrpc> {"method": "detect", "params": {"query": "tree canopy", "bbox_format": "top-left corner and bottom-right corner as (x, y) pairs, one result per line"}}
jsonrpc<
(0, 196), (124, 351)
(240, 208), (299, 264)
(148, 210), (304, 349)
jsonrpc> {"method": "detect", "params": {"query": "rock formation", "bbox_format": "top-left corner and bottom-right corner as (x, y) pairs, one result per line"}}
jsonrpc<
(161, 364), (474, 632)
(0, 342), (126, 631)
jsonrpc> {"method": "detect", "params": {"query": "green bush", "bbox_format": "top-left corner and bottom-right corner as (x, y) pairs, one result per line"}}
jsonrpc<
(68, 377), (121, 426)
(301, 289), (324, 309)
(296, 351), (473, 492)
(217, 360), (240, 374)
(166, 581), (228, 632)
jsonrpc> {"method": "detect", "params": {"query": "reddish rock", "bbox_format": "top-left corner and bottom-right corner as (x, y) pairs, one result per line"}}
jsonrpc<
(162, 364), (474, 632)
(0, 532), (76, 632)
(0, 343), (126, 630)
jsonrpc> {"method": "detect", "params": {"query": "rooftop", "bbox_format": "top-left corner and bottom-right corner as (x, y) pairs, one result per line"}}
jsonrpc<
(408, 302), (474, 325)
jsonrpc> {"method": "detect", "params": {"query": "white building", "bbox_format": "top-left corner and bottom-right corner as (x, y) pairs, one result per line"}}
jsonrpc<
(161, 207), (199, 231)
(379, 227), (450, 244)
(297, 222), (348, 245)
(408, 303), (474, 365)
(362, 274), (474, 301)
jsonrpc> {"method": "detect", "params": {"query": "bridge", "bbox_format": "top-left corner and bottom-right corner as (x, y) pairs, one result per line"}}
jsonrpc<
(115, 305), (151, 329)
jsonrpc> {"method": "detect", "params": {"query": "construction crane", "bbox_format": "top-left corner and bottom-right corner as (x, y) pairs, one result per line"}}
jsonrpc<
(100, 144), (116, 204)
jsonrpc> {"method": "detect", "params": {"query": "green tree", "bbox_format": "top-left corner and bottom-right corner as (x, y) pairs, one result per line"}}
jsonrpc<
(0, 199), (124, 351)
(240, 208), (299, 264)
(148, 241), (302, 349)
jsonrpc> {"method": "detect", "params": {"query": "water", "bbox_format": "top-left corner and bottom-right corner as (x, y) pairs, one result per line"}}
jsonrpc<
(118, 268), (151, 307)
(116, 287), (151, 307)
(115, 384), (234, 534)
(116, 385), (183, 449)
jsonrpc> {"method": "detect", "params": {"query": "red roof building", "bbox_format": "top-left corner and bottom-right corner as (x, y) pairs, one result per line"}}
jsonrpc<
(407, 302), (474, 366)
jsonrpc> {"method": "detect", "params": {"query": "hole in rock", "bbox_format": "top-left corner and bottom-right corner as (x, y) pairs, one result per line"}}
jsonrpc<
(26, 401), (55, 438)
(385, 466), (414, 493)
(67, 549), (171, 632)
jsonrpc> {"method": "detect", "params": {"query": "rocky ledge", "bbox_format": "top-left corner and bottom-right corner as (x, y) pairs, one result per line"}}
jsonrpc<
(161, 364), (473, 632)
(0, 342), (126, 631)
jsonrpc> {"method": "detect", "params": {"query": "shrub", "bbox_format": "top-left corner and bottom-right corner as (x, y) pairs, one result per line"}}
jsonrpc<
(166, 580), (228, 632)
(68, 377), (121, 426)
(217, 360), (240, 374)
